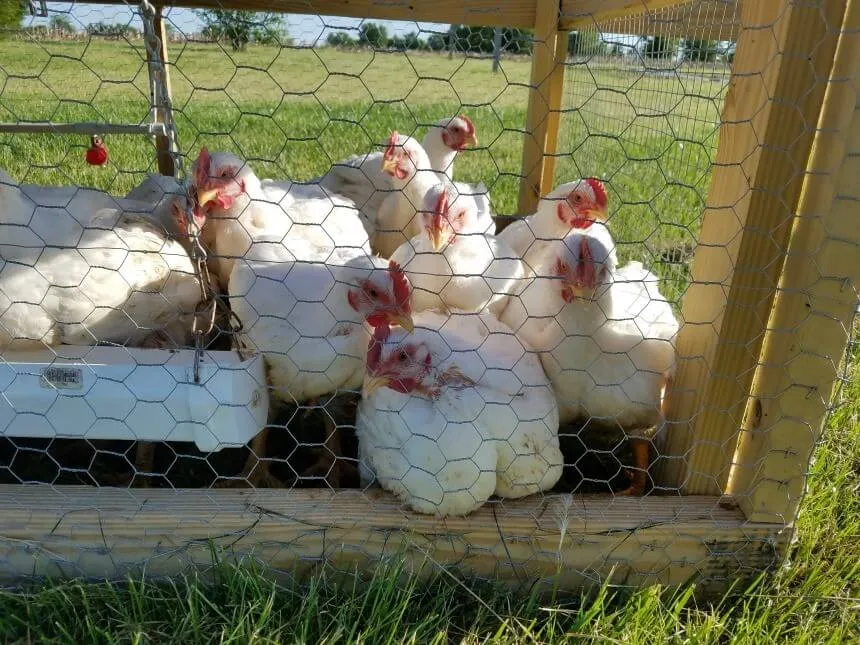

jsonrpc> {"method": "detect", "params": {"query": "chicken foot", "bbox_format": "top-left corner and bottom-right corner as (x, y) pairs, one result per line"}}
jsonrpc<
(297, 403), (357, 488)
(617, 437), (650, 496)
(133, 442), (155, 488)
(216, 428), (288, 488)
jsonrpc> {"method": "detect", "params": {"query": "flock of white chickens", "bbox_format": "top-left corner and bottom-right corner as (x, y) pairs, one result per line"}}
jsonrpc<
(0, 114), (679, 517)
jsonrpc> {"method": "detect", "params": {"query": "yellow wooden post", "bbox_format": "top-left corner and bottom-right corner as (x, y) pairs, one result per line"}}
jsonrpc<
(517, 0), (562, 216)
(656, 0), (849, 494)
(539, 29), (569, 191)
(727, 0), (860, 523)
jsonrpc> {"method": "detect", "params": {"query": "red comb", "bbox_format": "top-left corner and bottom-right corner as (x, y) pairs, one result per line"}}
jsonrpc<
(195, 147), (211, 186)
(574, 236), (596, 287)
(459, 114), (475, 135)
(367, 324), (389, 370)
(383, 131), (399, 159)
(585, 177), (607, 208)
(434, 187), (450, 218)
(388, 259), (411, 312)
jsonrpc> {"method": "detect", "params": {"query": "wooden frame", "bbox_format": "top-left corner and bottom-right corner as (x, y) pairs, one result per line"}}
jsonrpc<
(3, 0), (855, 594)
(656, 0), (849, 495)
(0, 486), (787, 594)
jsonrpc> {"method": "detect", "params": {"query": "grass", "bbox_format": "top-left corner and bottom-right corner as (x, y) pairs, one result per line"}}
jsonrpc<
(0, 36), (856, 642)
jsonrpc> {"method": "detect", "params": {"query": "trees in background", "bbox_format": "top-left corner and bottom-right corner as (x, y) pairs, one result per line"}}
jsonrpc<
(681, 38), (720, 62)
(0, 0), (24, 32)
(642, 36), (678, 59)
(200, 10), (289, 50)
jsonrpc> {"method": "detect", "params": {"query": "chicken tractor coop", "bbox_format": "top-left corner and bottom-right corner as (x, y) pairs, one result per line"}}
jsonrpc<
(0, 0), (857, 596)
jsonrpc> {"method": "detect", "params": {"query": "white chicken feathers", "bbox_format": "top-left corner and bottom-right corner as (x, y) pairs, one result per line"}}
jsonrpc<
(307, 116), (475, 227)
(188, 150), (371, 290)
(0, 170), (200, 350)
(498, 178), (610, 274)
(356, 309), (562, 517)
(503, 224), (678, 428)
(228, 253), (412, 404)
(390, 183), (526, 317)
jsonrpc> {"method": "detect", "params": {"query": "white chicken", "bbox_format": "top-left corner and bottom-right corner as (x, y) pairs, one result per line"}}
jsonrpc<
(187, 147), (371, 291)
(0, 169), (201, 351)
(0, 169), (203, 486)
(498, 178), (609, 274)
(307, 115), (478, 226)
(225, 257), (415, 487)
(186, 147), (404, 487)
(390, 183), (527, 317)
(374, 133), (493, 258)
(356, 310), (562, 517)
(501, 223), (678, 495)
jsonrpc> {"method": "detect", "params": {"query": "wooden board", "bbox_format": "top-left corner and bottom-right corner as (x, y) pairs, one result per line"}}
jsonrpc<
(562, 0), (740, 40)
(727, 0), (860, 523)
(517, 0), (562, 215)
(656, 0), (849, 495)
(0, 486), (786, 596)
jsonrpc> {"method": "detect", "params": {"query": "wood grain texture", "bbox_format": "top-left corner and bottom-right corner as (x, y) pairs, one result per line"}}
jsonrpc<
(0, 486), (785, 595)
(656, 0), (849, 495)
(517, 0), (562, 215)
(562, 0), (739, 40)
(540, 29), (570, 192)
(151, 5), (175, 177)
(728, 0), (860, 523)
(84, 0), (540, 28)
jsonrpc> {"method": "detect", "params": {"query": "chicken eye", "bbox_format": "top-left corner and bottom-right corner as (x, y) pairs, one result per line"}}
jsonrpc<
(574, 194), (583, 202)
(220, 169), (230, 178)
(367, 288), (378, 298)
(398, 351), (408, 362)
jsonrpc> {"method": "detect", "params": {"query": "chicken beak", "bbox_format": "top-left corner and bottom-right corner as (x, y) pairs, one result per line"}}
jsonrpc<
(389, 313), (414, 333)
(381, 157), (398, 175)
(363, 375), (390, 396)
(429, 226), (447, 252)
(196, 187), (220, 208)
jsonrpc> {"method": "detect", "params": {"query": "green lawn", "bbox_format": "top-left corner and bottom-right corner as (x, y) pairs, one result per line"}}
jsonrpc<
(0, 37), (856, 643)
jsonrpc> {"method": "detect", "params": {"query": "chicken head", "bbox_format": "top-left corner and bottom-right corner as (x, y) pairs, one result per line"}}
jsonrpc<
(380, 132), (423, 182)
(420, 183), (479, 252)
(363, 323), (433, 396)
(552, 225), (616, 303)
(347, 259), (415, 332)
(188, 147), (252, 226)
(546, 178), (608, 230)
(439, 115), (478, 151)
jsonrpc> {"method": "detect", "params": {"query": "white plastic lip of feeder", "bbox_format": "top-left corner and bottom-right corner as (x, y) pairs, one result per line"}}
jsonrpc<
(0, 347), (270, 453)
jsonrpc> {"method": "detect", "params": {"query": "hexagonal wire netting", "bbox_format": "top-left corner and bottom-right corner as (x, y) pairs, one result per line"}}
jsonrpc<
(0, 0), (856, 584)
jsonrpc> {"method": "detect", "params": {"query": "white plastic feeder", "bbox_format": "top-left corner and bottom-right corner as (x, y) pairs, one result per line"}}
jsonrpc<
(0, 347), (269, 452)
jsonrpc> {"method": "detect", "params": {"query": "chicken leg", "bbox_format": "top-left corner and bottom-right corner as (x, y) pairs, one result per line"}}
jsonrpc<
(133, 442), (155, 488)
(217, 428), (287, 488)
(297, 402), (357, 488)
(617, 437), (650, 496)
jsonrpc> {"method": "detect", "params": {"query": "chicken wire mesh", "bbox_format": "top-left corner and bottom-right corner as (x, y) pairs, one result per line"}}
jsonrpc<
(0, 0), (856, 587)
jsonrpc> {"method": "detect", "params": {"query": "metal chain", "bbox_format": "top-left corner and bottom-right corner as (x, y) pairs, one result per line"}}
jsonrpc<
(140, 0), (219, 382)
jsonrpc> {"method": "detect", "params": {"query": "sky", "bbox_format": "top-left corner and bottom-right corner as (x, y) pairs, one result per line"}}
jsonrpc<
(26, 3), (452, 45)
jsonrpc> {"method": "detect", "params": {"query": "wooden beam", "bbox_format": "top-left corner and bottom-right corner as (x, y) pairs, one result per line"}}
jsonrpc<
(0, 486), (786, 596)
(656, 0), (848, 495)
(559, 0), (698, 29)
(586, 1), (740, 41)
(727, 0), (860, 524)
(84, 0), (540, 28)
(151, 5), (175, 177)
(540, 30), (570, 192)
(517, 0), (562, 215)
